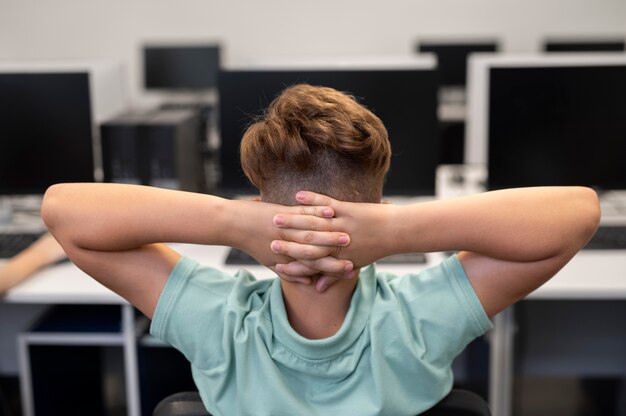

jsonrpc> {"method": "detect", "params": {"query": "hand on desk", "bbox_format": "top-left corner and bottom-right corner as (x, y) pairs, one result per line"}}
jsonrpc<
(0, 233), (67, 293)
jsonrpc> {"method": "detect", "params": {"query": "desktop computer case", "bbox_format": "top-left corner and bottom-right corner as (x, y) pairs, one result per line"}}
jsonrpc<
(101, 110), (202, 192)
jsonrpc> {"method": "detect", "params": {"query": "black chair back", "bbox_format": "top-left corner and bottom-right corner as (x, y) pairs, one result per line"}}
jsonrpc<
(153, 389), (491, 416)
(421, 389), (491, 415)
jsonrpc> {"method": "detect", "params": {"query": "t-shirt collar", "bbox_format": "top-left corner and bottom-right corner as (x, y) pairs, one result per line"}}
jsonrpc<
(269, 264), (376, 360)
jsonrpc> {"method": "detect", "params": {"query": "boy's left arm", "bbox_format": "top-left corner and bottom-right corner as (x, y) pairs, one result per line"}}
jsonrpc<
(42, 183), (351, 318)
(271, 188), (601, 316)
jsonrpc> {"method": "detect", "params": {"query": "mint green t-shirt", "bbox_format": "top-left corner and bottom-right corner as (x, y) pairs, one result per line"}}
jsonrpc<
(150, 255), (492, 416)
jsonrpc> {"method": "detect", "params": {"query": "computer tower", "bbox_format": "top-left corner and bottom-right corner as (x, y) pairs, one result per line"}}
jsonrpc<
(101, 113), (145, 185)
(100, 109), (203, 191)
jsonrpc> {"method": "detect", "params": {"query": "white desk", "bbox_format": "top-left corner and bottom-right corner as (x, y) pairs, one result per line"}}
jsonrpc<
(1, 257), (133, 415)
(489, 249), (626, 416)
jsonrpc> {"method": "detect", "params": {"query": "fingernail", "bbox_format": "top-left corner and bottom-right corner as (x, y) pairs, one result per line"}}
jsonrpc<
(322, 208), (333, 217)
(339, 235), (349, 245)
(296, 192), (306, 201)
(318, 283), (328, 292)
(275, 264), (283, 272)
(273, 215), (284, 226)
(344, 262), (353, 272)
(271, 241), (280, 253)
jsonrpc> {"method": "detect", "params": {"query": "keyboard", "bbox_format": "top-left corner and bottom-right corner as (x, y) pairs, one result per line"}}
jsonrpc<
(378, 252), (427, 264)
(225, 247), (429, 266)
(225, 248), (260, 265)
(584, 225), (626, 250)
(0, 232), (45, 259)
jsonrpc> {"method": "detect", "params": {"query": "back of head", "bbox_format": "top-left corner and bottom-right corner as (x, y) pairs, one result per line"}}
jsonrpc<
(240, 84), (391, 205)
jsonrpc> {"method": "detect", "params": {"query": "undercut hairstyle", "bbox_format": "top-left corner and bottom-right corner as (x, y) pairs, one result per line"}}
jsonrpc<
(240, 84), (391, 205)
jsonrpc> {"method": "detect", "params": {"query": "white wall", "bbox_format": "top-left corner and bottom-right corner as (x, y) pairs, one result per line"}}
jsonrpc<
(1, 0), (625, 104)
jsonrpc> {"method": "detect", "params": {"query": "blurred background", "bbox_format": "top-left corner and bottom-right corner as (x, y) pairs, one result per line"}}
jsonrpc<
(0, 1), (625, 415)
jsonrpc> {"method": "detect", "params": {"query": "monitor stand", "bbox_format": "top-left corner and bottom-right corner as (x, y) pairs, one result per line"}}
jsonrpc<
(0, 197), (13, 225)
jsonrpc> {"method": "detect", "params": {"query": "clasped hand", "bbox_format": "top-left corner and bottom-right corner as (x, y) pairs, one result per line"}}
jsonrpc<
(242, 191), (393, 292)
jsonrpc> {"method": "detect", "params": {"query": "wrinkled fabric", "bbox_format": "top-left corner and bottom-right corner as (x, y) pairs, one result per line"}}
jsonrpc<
(150, 255), (492, 416)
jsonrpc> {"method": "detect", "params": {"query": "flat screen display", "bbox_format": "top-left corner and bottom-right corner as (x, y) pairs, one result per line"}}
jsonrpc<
(218, 69), (439, 196)
(487, 65), (626, 190)
(544, 40), (625, 53)
(0, 72), (94, 194)
(144, 45), (220, 90)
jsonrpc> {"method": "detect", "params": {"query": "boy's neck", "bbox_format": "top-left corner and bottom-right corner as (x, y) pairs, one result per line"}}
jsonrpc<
(280, 272), (360, 340)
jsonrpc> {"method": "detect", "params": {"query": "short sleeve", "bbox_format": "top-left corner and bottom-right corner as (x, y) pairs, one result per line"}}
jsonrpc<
(445, 255), (493, 336)
(391, 255), (493, 365)
(150, 256), (236, 368)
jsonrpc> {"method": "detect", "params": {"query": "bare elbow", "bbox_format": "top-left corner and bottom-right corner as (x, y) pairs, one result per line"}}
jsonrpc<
(41, 183), (69, 233)
(577, 186), (601, 245)
(582, 187), (601, 231)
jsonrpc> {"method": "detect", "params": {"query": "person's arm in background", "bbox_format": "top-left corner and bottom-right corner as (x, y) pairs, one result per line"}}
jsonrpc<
(41, 183), (352, 318)
(0, 233), (67, 293)
(271, 187), (600, 317)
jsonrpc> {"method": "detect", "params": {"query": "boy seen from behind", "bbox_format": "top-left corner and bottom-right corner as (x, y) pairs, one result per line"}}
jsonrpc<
(43, 85), (600, 415)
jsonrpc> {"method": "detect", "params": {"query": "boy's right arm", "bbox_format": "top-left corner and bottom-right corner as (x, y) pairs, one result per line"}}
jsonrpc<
(272, 187), (600, 317)
(42, 183), (351, 318)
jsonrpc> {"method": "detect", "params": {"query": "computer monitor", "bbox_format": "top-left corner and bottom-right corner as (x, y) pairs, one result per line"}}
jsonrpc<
(465, 54), (626, 190)
(544, 38), (625, 53)
(417, 41), (499, 87)
(218, 60), (439, 196)
(0, 72), (95, 194)
(143, 44), (220, 90)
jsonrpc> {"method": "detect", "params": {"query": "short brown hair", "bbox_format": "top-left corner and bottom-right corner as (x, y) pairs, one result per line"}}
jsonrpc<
(240, 84), (391, 205)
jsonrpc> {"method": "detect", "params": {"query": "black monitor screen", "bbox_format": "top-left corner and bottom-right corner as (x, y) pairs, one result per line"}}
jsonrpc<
(0, 72), (94, 194)
(544, 40), (625, 53)
(487, 65), (626, 190)
(417, 42), (499, 86)
(144, 45), (220, 90)
(218, 69), (439, 196)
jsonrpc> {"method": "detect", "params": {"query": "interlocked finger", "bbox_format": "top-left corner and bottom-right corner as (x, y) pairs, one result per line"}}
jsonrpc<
(273, 213), (337, 231)
(276, 257), (353, 277)
(278, 229), (350, 247)
(270, 267), (312, 285)
(270, 240), (335, 260)
(295, 191), (336, 207)
(299, 257), (353, 275)
(287, 205), (335, 219)
(274, 261), (319, 277)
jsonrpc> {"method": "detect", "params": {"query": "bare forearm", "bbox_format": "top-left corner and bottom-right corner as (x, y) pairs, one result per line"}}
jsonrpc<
(391, 187), (600, 261)
(42, 183), (240, 251)
(42, 183), (350, 285)
(0, 233), (67, 292)
(0, 257), (39, 292)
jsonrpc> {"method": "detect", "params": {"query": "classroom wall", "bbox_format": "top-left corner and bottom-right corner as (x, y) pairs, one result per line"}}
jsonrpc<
(1, 0), (625, 104)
